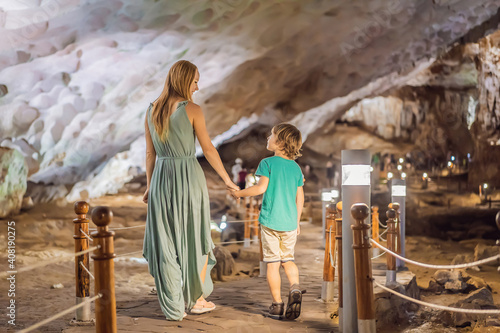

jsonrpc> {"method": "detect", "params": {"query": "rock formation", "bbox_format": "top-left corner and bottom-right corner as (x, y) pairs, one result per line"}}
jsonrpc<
(0, 0), (499, 206)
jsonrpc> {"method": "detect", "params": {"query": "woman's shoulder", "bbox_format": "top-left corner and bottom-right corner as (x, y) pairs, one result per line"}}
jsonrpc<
(185, 101), (203, 116)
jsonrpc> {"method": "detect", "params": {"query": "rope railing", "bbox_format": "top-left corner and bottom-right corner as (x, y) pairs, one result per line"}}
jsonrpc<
(371, 239), (500, 269)
(110, 237), (261, 260)
(0, 246), (101, 279)
(112, 238), (260, 259)
(371, 250), (386, 260)
(79, 261), (95, 280)
(89, 224), (146, 231)
(215, 239), (258, 245)
(213, 219), (259, 223)
(18, 293), (102, 333)
(115, 250), (143, 258)
(374, 281), (500, 314)
(377, 228), (388, 242)
(80, 228), (93, 242)
(88, 218), (264, 231)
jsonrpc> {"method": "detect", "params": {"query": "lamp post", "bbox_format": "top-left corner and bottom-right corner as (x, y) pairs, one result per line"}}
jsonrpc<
(341, 150), (371, 333)
(422, 173), (428, 190)
(391, 179), (406, 269)
(219, 215), (227, 243)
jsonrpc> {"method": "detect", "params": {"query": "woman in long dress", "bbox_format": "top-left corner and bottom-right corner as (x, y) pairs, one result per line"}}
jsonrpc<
(142, 60), (238, 320)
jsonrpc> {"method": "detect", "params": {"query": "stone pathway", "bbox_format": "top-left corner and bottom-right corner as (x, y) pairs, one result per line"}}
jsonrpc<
(63, 222), (339, 332)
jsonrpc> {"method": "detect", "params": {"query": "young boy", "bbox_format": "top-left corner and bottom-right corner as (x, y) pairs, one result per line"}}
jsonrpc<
(232, 123), (304, 320)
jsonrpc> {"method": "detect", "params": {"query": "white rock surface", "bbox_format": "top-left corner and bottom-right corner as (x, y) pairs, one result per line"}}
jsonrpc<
(0, 0), (499, 201)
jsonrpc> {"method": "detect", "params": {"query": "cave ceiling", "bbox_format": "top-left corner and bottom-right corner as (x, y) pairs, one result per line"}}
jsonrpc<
(0, 0), (499, 200)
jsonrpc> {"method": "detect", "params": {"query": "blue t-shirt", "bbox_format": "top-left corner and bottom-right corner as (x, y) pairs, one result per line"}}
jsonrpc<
(256, 156), (304, 232)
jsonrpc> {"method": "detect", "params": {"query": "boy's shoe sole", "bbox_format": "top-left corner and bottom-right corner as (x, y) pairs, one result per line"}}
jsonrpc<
(285, 289), (302, 320)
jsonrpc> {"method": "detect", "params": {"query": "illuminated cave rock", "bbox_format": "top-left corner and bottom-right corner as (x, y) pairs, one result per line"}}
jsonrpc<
(0, 0), (499, 202)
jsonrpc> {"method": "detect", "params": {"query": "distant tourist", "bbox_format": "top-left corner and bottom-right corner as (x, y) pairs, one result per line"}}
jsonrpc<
(326, 154), (335, 188)
(237, 167), (248, 190)
(232, 158), (243, 184)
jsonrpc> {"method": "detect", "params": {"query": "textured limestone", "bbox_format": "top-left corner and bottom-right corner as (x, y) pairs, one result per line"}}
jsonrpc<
(0, 147), (28, 218)
(0, 0), (499, 201)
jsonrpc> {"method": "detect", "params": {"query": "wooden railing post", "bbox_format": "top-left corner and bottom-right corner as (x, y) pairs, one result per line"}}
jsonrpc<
(322, 203), (336, 301)
(390, 202), (402, 268)
(307, 195), (313, 223)
(73, 201), (92, 323)
(336, 201), (343, 331)
(496, 212), (500, 269)
(386, 208), (397, 285)
(351, 203), (375, 333)
(259, 223), (267, 277)
(244, 201), (251, 248)
(252, 199), (260, 242)
(258, 203), (266, 277)
(371, 206), (380, 257)
(91, 206), (117, 333)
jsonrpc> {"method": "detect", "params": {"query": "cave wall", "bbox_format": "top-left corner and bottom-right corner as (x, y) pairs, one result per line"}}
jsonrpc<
(469, 31), (500, 187)
(1, 1), (500, 204)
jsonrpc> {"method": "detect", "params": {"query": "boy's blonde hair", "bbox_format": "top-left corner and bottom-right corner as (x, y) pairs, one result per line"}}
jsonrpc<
(272, 123), (303, 160)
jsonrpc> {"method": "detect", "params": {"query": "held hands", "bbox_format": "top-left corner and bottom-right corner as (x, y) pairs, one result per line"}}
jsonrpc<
(225, 180), (240, 200)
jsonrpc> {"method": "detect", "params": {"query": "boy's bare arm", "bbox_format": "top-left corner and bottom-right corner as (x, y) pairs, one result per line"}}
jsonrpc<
(296, 186), (304, 233)
(234, 176), (269, 197)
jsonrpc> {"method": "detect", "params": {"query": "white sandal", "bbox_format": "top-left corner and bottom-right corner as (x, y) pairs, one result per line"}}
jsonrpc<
(190, 300), (216, 314)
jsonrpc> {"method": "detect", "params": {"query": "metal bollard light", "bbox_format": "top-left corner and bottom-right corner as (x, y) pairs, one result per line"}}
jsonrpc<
(322, 203), (337, 301)
(72, 201), (92, 324)
(391, 180), (406, 269)
(351, 203), (376, 333)
(341, 149), (371, 333)
(385, 208), (397, 285)
(336, 201), (344, 332)
(91, 206), (117, 333)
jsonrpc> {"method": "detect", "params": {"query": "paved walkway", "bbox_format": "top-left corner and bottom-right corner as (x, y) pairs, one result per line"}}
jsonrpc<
(63, 222), (339, 332)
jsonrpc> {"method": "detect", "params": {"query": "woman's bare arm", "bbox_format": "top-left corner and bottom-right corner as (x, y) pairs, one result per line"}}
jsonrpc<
(296, 186), (304, 230)
(145, 115), (156, 189)
(188, 103), (238, 190)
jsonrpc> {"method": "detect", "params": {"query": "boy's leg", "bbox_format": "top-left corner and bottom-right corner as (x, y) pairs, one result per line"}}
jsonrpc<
(280, 229), (299, 287)
(281, 261), (299, 287)
(261, 226), (284, 304)
(280, 230), (302, 320)
(266, 262), (282, 303)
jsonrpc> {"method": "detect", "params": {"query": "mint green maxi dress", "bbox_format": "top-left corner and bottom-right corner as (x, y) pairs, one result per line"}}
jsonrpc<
(142, 101), (216, 321)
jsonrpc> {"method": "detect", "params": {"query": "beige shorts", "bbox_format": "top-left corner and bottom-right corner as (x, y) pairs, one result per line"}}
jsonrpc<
(261, 225), (297, 262)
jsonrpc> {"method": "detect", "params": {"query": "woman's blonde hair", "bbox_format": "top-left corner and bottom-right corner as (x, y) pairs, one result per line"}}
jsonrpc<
(272, 123), (303, 160)
(151, 60), (197, 142)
